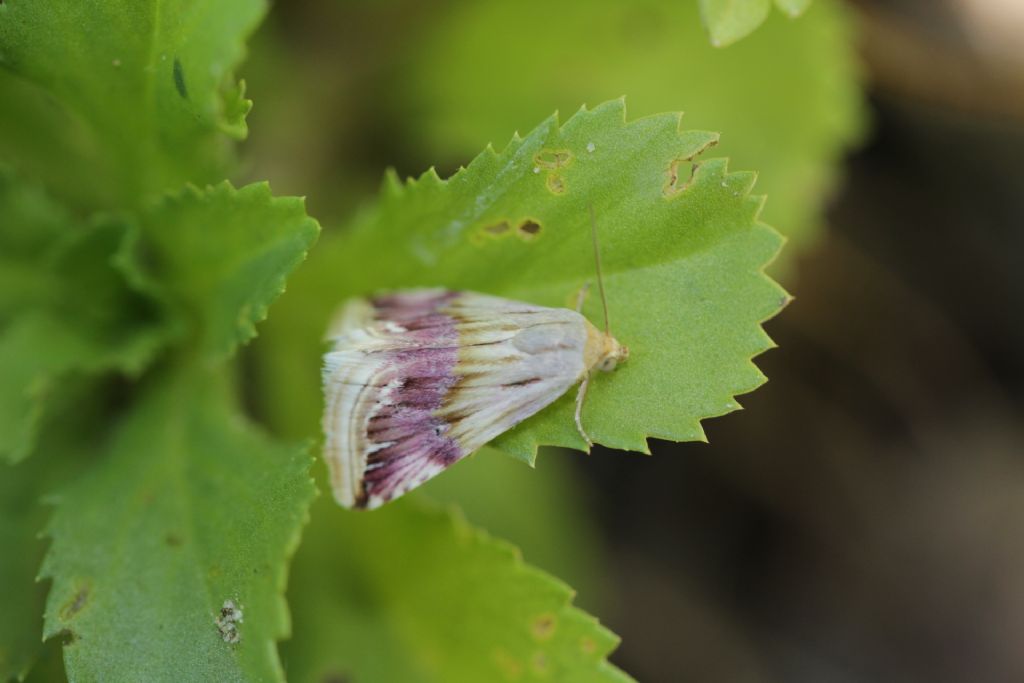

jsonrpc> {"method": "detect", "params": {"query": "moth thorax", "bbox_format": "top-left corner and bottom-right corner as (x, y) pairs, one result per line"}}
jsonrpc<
(583, 321), (629, 373)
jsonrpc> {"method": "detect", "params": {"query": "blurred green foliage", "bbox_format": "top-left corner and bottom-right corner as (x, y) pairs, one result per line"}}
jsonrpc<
(283, 494), (631, 683)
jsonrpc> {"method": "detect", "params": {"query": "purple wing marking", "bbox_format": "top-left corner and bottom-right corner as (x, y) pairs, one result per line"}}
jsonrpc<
(332, 290), (467, 508)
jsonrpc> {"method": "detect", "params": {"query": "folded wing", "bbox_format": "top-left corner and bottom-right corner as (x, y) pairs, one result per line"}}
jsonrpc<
(322, 289), (588, 509)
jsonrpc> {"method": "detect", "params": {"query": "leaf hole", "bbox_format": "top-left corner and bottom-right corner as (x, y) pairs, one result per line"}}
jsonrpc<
(533, 149), (573, 170)
(517, 220), (542, 240)
(664, 159), (701, 197)
(683, 137), (719, 161)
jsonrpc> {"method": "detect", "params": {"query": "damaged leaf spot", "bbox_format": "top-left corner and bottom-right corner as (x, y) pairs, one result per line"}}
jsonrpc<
(517, 220), (542, 240)
(483, 221), (511, 236)
(580, 636), (597, 654)
(531, 613), (557, 640)
(546, 174), (566, 195)
(60, 581), (92, 621)
(215, 599), (243, 644)
(683, 137), (718, 161)
(493, 649), (523, 680)
(530, 651), (549, 675)
(173, 58), (188, 99)
(165, 532), (182, 547)
(664, 159), (701, 197)
(320, 673), (354, 683)
(664, 138), (719, 197)
(533, 149), (573, 170)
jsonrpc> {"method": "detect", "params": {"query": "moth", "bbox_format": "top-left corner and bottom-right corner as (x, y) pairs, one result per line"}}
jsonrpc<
(322, 209), (627, 509)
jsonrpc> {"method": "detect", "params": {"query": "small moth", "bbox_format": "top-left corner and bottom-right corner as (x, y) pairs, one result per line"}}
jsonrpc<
(322, 208), (627, 509)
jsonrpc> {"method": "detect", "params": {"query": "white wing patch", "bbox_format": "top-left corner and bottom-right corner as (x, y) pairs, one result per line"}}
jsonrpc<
(321, 289), (591, 509)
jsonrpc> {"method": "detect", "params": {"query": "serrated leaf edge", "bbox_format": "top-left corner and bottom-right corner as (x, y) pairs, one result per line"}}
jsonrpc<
(375, 98), (788, 462)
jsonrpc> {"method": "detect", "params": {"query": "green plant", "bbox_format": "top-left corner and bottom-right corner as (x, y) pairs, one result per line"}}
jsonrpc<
(0, 1), (859, 680)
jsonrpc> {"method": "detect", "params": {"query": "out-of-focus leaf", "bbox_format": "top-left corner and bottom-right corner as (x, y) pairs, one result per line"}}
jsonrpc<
(0, 456), (57, 681)
(0, 380), (108, 682)
(700, 0), (772, 47)
(0, 0), (266, 208)
(775, 0), (813, 17)
(0, 179), (169, 463)
(0, 170), (69, 320)
(281, 496), (631, 683)
(397, 0), (863, 261)
(40, 366), (315, 683)
(132, 181), (320, 360)
(420, 447), (608, 607)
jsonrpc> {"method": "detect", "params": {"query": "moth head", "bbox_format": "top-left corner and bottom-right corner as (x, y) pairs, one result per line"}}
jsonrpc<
(596, 334), (629, 372)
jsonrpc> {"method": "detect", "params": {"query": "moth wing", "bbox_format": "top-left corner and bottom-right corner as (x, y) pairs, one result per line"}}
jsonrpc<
(438, 292), (590, 452)
(322, 290), (589, 509)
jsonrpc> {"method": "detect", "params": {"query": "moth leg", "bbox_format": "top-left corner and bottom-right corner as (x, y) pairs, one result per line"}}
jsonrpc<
(575, 373), (594, 449)
(574, 282), (592, 313)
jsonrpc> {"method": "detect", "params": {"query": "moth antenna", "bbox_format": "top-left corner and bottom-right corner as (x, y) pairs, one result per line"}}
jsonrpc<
(588, 204), (611, 334)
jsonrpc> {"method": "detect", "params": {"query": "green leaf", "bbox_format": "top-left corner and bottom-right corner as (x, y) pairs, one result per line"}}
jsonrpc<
(0, 0), (267, 208)
(265, 99), (784, 464)
(40, 366), (316, 683)
(0, 455), (53, 681)
(420, 447), (609, 606)
(700, 0), (772, 47)
(132, 181), (320, 360)
(774, 0), (813, 17)
(0, 169), (69, 320)
(282, 496), (630, 683)
(0, 380), (109, 682)
(395, 0), (863, 262)
(0, 178), (170, 463)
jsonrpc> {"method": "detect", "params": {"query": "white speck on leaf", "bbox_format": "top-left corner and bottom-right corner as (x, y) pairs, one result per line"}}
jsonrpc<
(586, 142), (596, 153)
(216, 599), (244, 644)
(112, 58), (121, 67)
(533, 167), (540, 174)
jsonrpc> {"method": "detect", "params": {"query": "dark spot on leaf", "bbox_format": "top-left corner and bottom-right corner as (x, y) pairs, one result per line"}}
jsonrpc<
(531, 613), (557, 639)
(321, 673), (354, 683)
(517, 220), (542, 239)
(483, 221), (510, 236)
(60, 582), (91, 621)
(580, 636), (597, 654)
(165, 532), (182, 547)
(173, 58), (188, 99)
